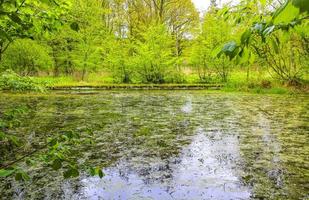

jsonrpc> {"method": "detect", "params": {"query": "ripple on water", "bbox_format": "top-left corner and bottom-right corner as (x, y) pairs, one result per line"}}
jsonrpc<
(0, 91), (308, 200)
(76, 127), (250, 200)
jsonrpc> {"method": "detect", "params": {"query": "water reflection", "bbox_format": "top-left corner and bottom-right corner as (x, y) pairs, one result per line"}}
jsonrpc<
(78, 127), (250, 200)
(0, 91), (308, 199)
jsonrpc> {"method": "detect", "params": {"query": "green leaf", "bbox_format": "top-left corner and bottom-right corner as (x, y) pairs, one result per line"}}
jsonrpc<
(263, 26), (275, 36)
(0, 29), (13, 42)
(241, 29), (252, 45)
(14, 171), (29, 181)
(63, 166), (79, 178)
(273, 1), (300, 24)
(0, 169), (15, 177)
(70, 22), (79, 32)
(249, 52), (255, 64)
(221, 41), (239, 60)
(98, 169), (104, 178)
(8, 13), (23, 25)
(260, 0), (267, 6)
(252, 23), (264, 33)
(21, 172), (30, 181)
(63, 169), (72, 178)
(89, 167), (96, 176)
(211, 46), (222, 58)
(15, 172), (23, 181)
(51, 159), (62, 170)
(25, 159), (35, 166)
(292, 0), (309, 13)
(239, 47), (250, 64)
(70, 168), (79, 177)
(270, 37), (279, 53)
(7, 135), (20, 146)
(222, 41), (237, 53)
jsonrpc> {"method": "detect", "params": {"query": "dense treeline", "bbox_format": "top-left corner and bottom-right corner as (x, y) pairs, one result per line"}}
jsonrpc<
(0, 0), (308, 86)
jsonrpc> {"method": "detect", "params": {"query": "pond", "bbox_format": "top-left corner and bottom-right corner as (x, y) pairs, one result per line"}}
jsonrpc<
(0, 91), (308, 200)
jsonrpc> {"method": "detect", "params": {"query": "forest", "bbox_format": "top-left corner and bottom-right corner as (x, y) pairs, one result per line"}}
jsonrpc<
(0, 0), (309, 199)
(0, 0), (308, 92)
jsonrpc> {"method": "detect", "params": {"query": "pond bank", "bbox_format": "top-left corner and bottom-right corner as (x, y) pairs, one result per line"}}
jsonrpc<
(46, 84), (309, 95)
(49, 84), (223, 90)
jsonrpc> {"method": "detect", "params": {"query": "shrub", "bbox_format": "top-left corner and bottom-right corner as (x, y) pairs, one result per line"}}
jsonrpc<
(0, 70), (46, 92)
(0, 39), (53, 76)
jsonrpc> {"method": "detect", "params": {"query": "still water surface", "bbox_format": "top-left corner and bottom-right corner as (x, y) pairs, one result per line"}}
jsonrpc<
(0, 91), (308, 199)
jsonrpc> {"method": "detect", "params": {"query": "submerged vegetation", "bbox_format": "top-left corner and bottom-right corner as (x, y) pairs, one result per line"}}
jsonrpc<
(0, 91), (308, 199)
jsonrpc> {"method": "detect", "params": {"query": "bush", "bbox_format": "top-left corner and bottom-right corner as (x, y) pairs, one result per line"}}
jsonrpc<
(0, 39), (53, 76)
(0, 70), (46, 92)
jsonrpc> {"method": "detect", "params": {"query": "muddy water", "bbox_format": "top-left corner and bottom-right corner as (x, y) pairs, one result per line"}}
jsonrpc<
(0, 91), (308, 200)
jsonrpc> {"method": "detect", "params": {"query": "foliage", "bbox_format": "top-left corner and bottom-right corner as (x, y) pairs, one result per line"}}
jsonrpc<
(0, 0), (71, 60)
(68, 0), (107, 81)
(47, 27), (79, 76)
(0, 0), (306, 87)
(0, 0), (308, 185)
(218, 0), (309, 84)
(1, 39), (53, 76)
(134, 24), (177, 83)
(104, 37), (134, 83)
(0, 70), (46, 92)
(188, 9), (233, 82)
(0, 106), (104, 181)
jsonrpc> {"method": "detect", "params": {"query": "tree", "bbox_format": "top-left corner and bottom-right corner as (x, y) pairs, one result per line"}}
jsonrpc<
(104, 36), (134, 83)
(68, 0), (107, 80)
(0, 0), (70, 61)
(189, 8), (233, 82)
(168, 0), (199, 71)
(47, 26), (81, 76)
(134, 23), (176, 83)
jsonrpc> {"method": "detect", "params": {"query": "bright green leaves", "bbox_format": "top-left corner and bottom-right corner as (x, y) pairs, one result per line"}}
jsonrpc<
(220, 0), (308, 63)
(273, 1), (300, 24)
(39, 0), (60, 6)
(259, 0), (267, 6)
(0, 168), (30, 182)
(270, 37), (280, 53)
(292, 0), (309, 13)
(0, 0), (71, 56)
(237, 47), (249, 64)
(0, 169), (15, 177)
(241, 30), (252, 45)
(90, 167), (105, 178)
(272, 0), (308, 25)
